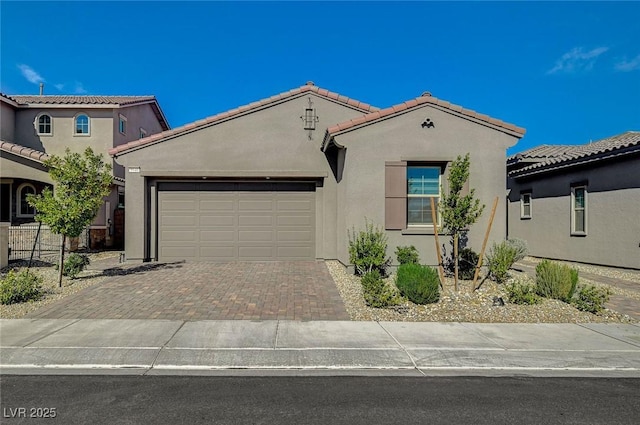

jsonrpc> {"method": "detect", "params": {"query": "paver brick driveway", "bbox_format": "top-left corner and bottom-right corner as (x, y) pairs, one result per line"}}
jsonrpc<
(26, 261), (350, 320)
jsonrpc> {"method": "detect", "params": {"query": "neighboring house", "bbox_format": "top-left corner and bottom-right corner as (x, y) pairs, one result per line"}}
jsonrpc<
(0, 92), (169, 248)
(507, 131), (640, 270)
(110, 82), (525, 265)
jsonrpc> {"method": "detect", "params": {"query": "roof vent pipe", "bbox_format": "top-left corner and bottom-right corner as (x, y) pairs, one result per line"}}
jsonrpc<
(421, 91), (432, 97)
(39, 83), (44, 96)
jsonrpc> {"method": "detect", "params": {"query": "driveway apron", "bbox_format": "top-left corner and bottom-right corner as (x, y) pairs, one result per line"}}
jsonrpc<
(26, 261), (350, 320)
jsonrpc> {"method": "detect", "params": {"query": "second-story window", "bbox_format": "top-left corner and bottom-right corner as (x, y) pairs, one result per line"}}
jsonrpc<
(119, 114), (127, 135)
(74, 114), (90, 135)
(139, 127), (147, 139)
(36, 114), (52, 135)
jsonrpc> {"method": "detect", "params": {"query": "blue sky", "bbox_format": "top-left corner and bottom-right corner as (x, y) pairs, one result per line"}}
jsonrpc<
(2, 1), (639, 154)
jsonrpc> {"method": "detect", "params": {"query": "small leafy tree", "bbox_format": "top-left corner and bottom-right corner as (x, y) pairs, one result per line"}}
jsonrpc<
(439, 153), (485, 290)
(27, 148), (112, 287)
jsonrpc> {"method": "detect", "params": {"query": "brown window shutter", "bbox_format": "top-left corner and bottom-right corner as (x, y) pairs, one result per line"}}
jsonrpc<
(385, 161), (406, 230)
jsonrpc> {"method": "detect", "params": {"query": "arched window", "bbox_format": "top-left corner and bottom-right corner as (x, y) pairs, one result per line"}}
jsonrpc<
(36, 114), (52, 135)
(74, 114), (90, 135)
(17, 183), (36, 217)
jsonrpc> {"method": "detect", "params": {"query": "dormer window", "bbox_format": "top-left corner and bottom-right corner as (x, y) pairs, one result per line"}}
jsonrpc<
(74, 114), (90, 135)
(36, 114), (52, 135)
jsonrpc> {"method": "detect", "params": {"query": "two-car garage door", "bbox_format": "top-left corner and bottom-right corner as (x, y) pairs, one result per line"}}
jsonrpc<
(157, 182), (316, 261)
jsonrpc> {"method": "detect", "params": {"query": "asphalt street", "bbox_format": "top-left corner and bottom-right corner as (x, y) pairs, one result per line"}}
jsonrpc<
(1, 376), (639, 424)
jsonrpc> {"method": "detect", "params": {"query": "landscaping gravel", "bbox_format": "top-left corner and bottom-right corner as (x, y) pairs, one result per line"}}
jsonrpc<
(325, 260), (637, 323)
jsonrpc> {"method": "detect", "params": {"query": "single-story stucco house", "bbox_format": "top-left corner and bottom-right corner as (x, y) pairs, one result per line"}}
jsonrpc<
(110, 82), (525, 267)
(507, 131), (640, 270)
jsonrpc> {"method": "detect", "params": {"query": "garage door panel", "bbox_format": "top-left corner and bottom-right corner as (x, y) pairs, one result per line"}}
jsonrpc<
(162, 200), (198, 211)
(161, 230), (197, 242)
(200, 246), (236, 259)
(239, 215), (273, 226)
(200, 215), (234, 226)
(163, 215), (197, 226)
(158, 183), (314, 261)
(277, 215), (312, 226)
(200, 199), (235, 211)
(239, 230), (274, 242)
(239, 246), (274, 259)
(277, 200), (313, 211)
(239, 200), (273, 211)
(277, 230), (313, 242)
(200, 230), (236, 242)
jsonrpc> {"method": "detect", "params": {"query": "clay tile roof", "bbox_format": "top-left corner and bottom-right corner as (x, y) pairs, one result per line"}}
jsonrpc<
(0, 140), (50, 164)
(326, 94), (526, 138)
(509, 131), (640, 176)
(9, 95), (156, 105)
(110, 83), (379, 156)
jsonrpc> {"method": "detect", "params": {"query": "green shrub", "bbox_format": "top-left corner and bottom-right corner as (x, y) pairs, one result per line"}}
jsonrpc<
(535, 260), (577, 302)
(348, 220), (391, 276)
(395, 245), (419, 265)
(55, 253), (91, 279)
(506, 238), (528, 263)
(506, 279), (542, 305)
(0, 269), (43, 305)
(395, 263), (440, 305)
(361, 270), (398, 308)
(485, 241), (516, 283)
(572, 284), (611, 314)
(458, 248), (479, 280)
(63, 253), (90, 279)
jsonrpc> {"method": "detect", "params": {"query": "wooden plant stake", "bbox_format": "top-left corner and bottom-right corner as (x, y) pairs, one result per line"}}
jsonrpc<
(429, 197), (445, 289)
(472, 196), (499, 290)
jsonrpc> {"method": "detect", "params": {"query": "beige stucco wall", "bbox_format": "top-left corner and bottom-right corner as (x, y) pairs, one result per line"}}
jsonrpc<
(114, 93), (368, 261)
(0, 152), (52, 183)
(14, 108), (115, 157)
(333, 105), (519, 266)
(0, 222), (8, 268)
(508, 156), (640, 269)
(1, 102), (16, 141)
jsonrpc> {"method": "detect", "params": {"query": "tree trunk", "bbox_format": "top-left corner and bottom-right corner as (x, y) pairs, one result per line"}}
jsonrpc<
(58, 234), (66, 288)
(454, 233), (459, 291)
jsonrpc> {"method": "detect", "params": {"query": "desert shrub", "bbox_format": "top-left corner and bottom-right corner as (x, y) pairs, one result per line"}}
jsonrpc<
(458, 248), (479, 280)
(0, 269), (43, 305)
(535, 260), (577, 302)
(485, 241), (517, 283)
(506, 279), (542, 305)
(348, 220), (391, 276)
(395, 245), (419, 265)
(572, 284), (611, 314)
(395, 263), (440, 305)
(506, 238), (528, 263)
(361, 270), (398, 308)
(63, 253), (91, 279)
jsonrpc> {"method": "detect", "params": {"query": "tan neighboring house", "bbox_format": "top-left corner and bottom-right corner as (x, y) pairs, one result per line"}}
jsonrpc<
(110, 82), (525, 266)
(0, 92), (169, 248)
(507, 131), (640, 270)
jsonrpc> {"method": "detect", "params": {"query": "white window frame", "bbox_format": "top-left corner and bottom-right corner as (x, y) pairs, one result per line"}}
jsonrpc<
(139, 127), (147, 139)
(16, 183), (36, 218)
(74, 113), (91, 136)
(35, 113), (52, 135)
(571, 185), (587, 236)
(118, 114), (127, 135)
(520, 192), (532, 219)
(407, 165), (442, 227)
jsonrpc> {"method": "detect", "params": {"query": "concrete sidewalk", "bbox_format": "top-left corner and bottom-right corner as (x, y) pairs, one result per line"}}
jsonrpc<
(1, 319), (639, 377)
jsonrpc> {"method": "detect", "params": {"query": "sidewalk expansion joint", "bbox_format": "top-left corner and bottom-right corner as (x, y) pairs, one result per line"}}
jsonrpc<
(22, 318), (81, 348)
(377, 321), (425, 376)
(576, 323), (640, 348)
(146, 320), (187, 375)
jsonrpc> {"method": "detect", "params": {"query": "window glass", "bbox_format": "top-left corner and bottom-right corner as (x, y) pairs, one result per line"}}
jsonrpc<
(572, 186), (586, 234)
(38, 114), (52, 134)
(19, 185), (36, 216)
(75, 114), (90, 134)
(119, 116), (126, 134)
(407, 166), (440, 225)
(521, 193), (531, 218)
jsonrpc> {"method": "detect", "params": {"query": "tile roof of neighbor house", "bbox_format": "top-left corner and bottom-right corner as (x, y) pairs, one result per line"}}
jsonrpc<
(0, 140), (50, 164)
(109, 82), (379, 156)
(6, 95), (156, 105)
(509, 131), (640, 177)
(1, 93), (170, 131)
(323, 92), (526, 149)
